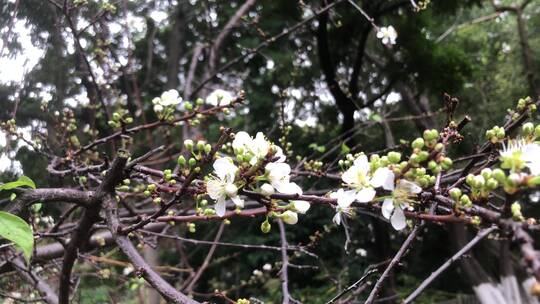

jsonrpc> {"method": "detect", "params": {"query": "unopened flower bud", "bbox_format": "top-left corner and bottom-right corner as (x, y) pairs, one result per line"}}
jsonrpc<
(449, 188), (462, 201)
(411, 138), (425, 149)
(261, 183), (275, 196)
(261, 219), (271, 233)
(523, 122), (534, 136)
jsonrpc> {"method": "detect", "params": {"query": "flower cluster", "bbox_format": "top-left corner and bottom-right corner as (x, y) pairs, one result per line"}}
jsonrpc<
(152, 89), (183, 119)
(205, 131), (309, 225)
(333, 153), (422, 230)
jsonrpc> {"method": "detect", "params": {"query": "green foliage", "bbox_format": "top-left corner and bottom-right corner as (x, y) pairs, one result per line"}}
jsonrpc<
(0, 211), (33, 263)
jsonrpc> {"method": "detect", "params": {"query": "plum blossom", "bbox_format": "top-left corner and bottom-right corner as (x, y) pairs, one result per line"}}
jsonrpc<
(376, 26), (397, 45)
(233, 131), (272, 165)
(341, 154), (395, 203)
(281, 210), (299, 225)
(381, 180), (422, 230)
(206, 157), (244, 216)
(290, 200), (310, 214)
(331, 188), (356, 225)
(265, 162), (302, 195)
(206, 89), (234, 106)
(152, 89), (182, 114)
(499, 139), (540, 175)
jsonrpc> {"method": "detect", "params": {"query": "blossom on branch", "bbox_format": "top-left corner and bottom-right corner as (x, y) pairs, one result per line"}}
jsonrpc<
(381, 180), (422, 230)
(376, 26), (397, 45)
(207, 157), (244, 216)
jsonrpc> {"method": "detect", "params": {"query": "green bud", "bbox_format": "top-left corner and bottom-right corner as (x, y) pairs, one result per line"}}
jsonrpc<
(428, 160), (437, 171)
(492, 168), (506, 183)
(196, 140), (206, 151)
(460, 194), (472, 208)
(261, 219), (271, 233)
(480, 168), (492, 180)
(143, 190), (151, 197)
(147, 184), (157, 192)
(466, 174), (475, 186)
(177, 155), (186, 166)
(486, 178), (498, 190)
(196, 98), (204, 106)
(527, 176), (540, 187)
(184, 102), (193, 111)
(79, 176), (87, 184)
(204, 144), (212, 154)
(423, 129), (439, 141)
(441, 157), (453, 170)
(112, 112), (121, 121)
(472, 175), (485, 188)
(511, 202), (523, 220)
(188, 158), (197, 167)
(418, 177), (429, 187)
(153, 197), (162, 204)
(388, 151), (401, 164)
(449, 188), (462, 201)
(184, 139), (194, 150)
(412, 138), (425, 149)
(123, 179), (130, 185)
(434, 143), (444, 152)
(418, 151), (429, 162)
(125, 117), (133, 124)
(523, 122), (535, 136)
(200, 199), (208, 207)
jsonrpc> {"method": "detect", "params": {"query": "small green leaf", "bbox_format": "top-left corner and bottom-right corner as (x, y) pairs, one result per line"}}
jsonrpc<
(340, 143), (351, 155)
(0, 175), (36, 191)
(0, 211), (34, 263)
(369, 113), (382, 122)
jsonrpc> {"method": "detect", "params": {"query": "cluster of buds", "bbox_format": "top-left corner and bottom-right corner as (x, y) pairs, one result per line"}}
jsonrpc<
(302, 159), (324, 172)
(515, 96), (536, 116)
(107, 109), (133, 129)
(485, 126), (505, 143)
(152, 90), (183, 120)
(465, 169), (501, 200)
(448, 188), (472, 209)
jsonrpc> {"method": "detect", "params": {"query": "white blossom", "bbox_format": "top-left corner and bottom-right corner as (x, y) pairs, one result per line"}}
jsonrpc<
(500, 139), (540, 175)
(376, 26), (397, 45)
(381, 180), (422, 230)
(330, 188), (356, 225)
(341, 154), (394, 203)
(206, 157), (244, 216)
(290, 200), (310, 214)
(206, 89), (234, 106)
(265, 162), (302, 194)
(281, 210), (299, 225)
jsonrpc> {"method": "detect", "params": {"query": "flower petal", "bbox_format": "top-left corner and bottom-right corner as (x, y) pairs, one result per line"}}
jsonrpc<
(341, 166), (358, 185)
(291, 200), (310, 214)
(337, 189), (357, 207)
(206, 179), (224, 200)
(381, 198), (394, 219)
(355, 187), (376, 203)
(274, 181), (302, 195)
(354, 154), (370, 175)
(231, 195), (244, 208)
(390, 206), (407, 230)
(333, 212), (342, 225)
(397, 180), (422, 194)
(215, 197), (226, 217)
(213, 157), (237, 180)
(371, 167), (395, 191)
(232, 131), (252, 151)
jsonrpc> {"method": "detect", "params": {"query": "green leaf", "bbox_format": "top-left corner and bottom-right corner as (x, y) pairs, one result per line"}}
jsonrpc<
(0, 211), (34, 263)
(0, 176), (36, 191)
(340, 143), (351, 155)
(369, 113), (382, 122)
